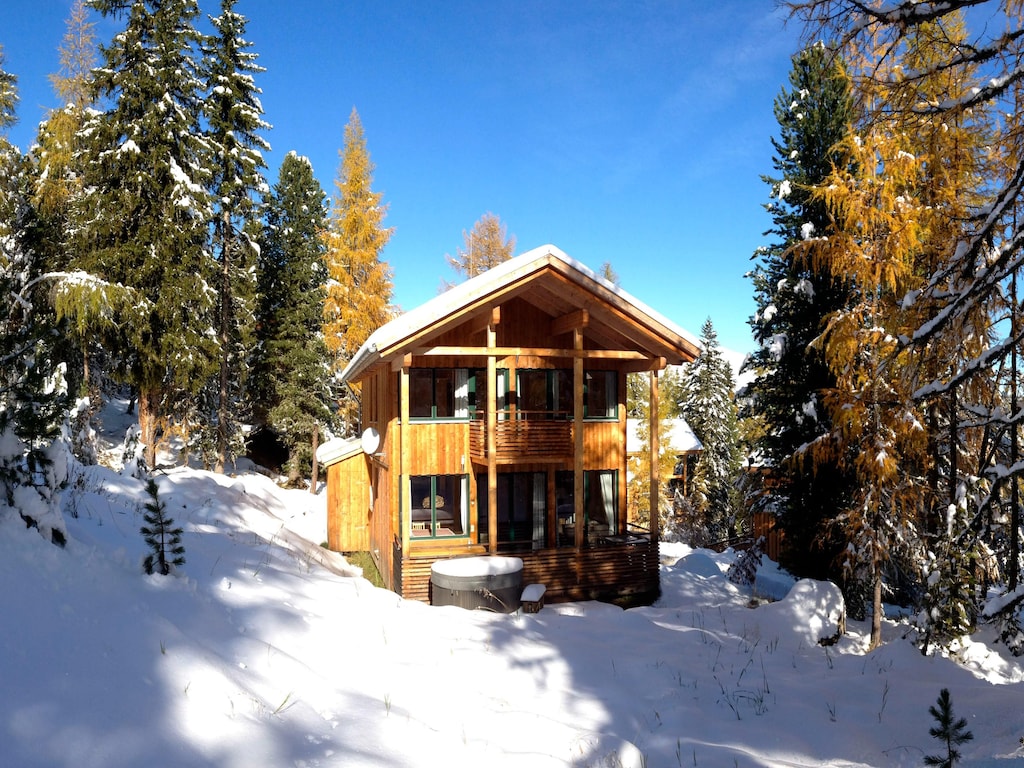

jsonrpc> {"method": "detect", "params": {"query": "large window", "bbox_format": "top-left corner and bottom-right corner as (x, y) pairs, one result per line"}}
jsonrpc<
(467, 368), (509, 418)
(516, 368), (617, 420)
(408, 475), (467, 538)
(410, 369), (469, 420)
(555, 469), (619, 546)
(476, 472), (547, 551)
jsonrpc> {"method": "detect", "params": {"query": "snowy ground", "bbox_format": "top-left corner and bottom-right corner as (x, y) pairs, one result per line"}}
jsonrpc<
(2, 415), (1024, 766)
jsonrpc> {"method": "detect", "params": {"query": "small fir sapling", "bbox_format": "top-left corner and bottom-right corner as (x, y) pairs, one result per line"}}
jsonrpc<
(923, 688), (974, 768)
(727, 536), (764, 586)
(140, 478), (185, 575)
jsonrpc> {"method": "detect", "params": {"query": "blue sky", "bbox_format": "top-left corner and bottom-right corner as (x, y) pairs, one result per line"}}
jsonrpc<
(4, 1), (802, 356)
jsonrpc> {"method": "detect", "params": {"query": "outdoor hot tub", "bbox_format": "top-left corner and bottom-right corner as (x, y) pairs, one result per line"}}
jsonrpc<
(430, 556), (523, 612)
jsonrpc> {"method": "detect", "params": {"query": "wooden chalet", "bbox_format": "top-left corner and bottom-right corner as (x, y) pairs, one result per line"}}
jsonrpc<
(317, 244), (701, 604)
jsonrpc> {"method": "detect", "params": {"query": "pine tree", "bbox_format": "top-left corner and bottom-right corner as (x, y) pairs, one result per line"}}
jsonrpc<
(0, 55), (70, 546)
(199, 0), (269, 472)
(322, 108), (394, 434)
(252, 152), (335, 486)
(442, 211), (515, 288)
(74, 0), (217, 469)
(140, 477), (185, 575)
(679, 319), (742, 546)
(924, 688), (973, 768)
(744, 43), (856, 585)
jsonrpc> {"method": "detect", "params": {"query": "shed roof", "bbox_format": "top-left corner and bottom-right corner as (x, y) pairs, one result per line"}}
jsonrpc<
(626, 418), (703, 455)
(340, 244), (701, 383)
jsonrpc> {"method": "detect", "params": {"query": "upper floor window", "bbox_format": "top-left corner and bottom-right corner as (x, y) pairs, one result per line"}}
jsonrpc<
(585, 370), (618, 419)
(516, 368), (618, 420)
(410, 369), (469, 420)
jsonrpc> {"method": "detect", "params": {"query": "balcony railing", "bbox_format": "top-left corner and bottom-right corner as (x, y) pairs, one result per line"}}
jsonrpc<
(469, 411), (574, 463)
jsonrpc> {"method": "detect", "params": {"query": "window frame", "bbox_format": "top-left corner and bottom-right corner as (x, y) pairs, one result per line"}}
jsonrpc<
(407, 474), (468, 539)
(408, 368), (471, 421)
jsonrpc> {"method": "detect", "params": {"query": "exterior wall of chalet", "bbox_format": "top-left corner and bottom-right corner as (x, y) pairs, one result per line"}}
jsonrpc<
(322, 246), (700, 605)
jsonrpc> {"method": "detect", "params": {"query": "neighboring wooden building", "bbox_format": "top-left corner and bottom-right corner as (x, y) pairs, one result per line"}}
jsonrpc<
(317, 244), (700, 604)
(626, 417), (703, 495)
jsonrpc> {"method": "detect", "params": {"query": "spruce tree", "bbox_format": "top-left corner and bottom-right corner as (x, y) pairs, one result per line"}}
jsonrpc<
(744, 43), (856, 585)
(322, 108), (394, 434)
(679, 319), (742, 546)
(199, 0), (269, 472)
(442, 211), (515, 289)
(75, 0), (217, 469)
(252, 152), (334, 486)
(924, 688), (973, 768)
(140, 477), (185, 575)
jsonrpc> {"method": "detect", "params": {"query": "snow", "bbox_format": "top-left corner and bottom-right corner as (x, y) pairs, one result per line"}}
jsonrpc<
(431, 555), (523, 578)
(3, 442), (1024, 765)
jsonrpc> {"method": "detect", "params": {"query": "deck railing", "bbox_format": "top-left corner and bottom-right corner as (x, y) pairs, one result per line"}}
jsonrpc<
(468, 411), (574, 462)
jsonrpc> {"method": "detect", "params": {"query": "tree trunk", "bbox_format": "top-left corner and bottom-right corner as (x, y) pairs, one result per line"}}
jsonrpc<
(138, 387), (160, 470)
(870, 546), (883, 651)
(216, 210), (231, 474)
(310, 427), (320, 493)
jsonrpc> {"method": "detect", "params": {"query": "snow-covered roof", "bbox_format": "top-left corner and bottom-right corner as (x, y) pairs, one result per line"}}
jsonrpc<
(340, 244), (701, 384)
(626, 417), (702, 455)
(314, 436), (362, 468)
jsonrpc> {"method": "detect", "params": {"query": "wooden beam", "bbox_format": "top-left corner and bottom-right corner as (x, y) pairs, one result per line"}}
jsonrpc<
(413, 345), (646, 360)
(466, 306), (501, 336)
(400, 366), (411, 562)
(648, 369), (660, 545)
(487, 320), (498, 555)
(620, 356), (668, 374)
(551, 308), (589, 336)
(573, 327), (585, 562)
(390, 353), (413, 372)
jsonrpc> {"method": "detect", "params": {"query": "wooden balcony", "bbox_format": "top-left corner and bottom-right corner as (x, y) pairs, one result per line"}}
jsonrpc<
(469, 412), (574, 463)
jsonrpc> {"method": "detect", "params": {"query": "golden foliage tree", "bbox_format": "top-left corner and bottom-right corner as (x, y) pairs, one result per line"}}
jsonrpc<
(322, 108), (394, 433)
(442, 211), (515, 289)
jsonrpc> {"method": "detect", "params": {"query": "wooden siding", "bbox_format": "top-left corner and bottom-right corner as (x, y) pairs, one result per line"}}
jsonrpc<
(327, 453), (371, 552)
(396, 538), (659, 605)
(404, 422), (469, 475)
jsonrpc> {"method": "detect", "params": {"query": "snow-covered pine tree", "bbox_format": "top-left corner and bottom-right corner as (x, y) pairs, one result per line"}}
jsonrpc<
(0, 53), (70, 546)
(322, 108), (394, 436)
(252, 152), (334, 486)
(441, 212), (515, 290)
(198, 0), (270, 472)
(679, 319), (742, 546)
(744, 43), (856, 585)
(75, 0), (217, 470)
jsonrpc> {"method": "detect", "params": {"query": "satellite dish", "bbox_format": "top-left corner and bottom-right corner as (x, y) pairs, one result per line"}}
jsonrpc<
(360, 427), (381, 455)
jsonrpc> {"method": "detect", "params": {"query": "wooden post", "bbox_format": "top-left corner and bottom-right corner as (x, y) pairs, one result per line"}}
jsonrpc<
(487, 320), (498, 554)
(574, 328), (585, 558)
(400, 366), (411, 562)
(649, 368), (660, 544)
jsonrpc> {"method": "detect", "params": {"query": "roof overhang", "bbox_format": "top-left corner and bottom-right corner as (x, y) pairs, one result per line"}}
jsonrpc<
(341, 244), (701, 384)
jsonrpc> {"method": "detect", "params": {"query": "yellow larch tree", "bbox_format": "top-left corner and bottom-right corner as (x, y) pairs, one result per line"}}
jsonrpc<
(322, 108), (394, 433)
(442, 211), (515, 289)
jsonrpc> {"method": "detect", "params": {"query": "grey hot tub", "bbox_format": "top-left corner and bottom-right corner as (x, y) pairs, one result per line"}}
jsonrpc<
(430, 556), (523, 612)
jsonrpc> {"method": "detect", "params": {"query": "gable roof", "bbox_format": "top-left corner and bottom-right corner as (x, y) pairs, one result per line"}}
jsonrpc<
(340, 244), (701, 384)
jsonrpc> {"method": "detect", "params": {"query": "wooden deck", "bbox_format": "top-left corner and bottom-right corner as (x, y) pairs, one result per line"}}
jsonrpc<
(395, 536), (659, 606)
